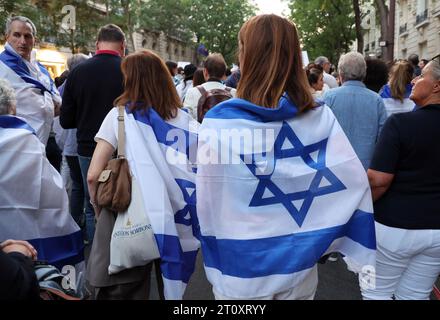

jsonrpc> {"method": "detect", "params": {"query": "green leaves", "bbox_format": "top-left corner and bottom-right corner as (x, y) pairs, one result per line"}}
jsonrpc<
(289, 0), (356, 64)
(1, 0), (257, 63)
(186, 0), (257, 65)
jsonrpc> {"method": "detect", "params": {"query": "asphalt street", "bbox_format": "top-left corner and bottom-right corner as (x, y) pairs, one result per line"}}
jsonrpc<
(149, 252), (363, 300)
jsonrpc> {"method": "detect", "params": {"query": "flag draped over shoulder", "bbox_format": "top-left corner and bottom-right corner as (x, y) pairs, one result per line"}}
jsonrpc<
(0, 44), (61, 145)
(116, 107), (200, 300)
(0, 115), (84, 270)
(380, 84), (415, 116)
(0, 44), (56, 95)
(196, 96), (376, 299)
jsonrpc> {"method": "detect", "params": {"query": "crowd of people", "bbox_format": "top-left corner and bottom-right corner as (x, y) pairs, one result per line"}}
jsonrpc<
(0, 13), (439, 301)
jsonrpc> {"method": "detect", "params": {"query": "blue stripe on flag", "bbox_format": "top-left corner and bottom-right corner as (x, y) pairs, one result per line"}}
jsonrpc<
(0, 47), (54, 95)
(205, 96), (299, 122)
(0, 115), (35, 134)
(155, 234), (198, 283)
(201, 210), (375, 278)
(28, 230), (84, 269)
(127, 107), (197, 161)
(380, 84), (412, 99)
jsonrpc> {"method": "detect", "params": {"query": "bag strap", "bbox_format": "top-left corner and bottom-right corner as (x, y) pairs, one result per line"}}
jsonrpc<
(117, 106), (126, 159)
(196, 85), (207, 96)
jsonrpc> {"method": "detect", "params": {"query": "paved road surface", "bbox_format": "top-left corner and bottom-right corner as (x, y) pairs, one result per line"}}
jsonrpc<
(149, 253), (362, 300)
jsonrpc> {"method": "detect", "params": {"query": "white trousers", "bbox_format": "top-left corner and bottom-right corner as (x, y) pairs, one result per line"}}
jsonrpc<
(362, 222), (440, 300)
(213, 265), (318, 300)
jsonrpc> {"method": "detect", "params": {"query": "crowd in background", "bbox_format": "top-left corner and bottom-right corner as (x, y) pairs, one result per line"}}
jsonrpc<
(0, 13), (440, 301)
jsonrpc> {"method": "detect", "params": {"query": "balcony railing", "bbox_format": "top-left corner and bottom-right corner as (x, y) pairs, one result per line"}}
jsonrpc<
(416, 9), (428, 25)
(399, 23), (407, 34)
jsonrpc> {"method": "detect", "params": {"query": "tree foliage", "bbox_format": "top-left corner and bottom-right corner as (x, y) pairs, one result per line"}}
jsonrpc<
(289, 0), (356, 64)
(0, 0), (39, 40)
(139, 0), (192, 41)
(1, 0), (257, 62)
(186, 0), (257, 65)
(1, 0), (106, 53)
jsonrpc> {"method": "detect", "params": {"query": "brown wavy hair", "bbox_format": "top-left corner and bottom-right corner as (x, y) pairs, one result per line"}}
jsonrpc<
(114, 50), (181, 120)
(237, 15), (314, 112)
(389, 60), (414, 102)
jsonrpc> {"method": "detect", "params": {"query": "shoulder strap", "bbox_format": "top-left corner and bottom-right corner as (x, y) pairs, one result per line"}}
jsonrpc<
(196, 85), (207, 96)
(117, 106), (126, 159)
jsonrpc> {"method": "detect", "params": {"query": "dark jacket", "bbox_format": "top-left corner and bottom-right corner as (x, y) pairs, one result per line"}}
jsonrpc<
(60, 53), (124, 157)
(0, 251), (39, 300)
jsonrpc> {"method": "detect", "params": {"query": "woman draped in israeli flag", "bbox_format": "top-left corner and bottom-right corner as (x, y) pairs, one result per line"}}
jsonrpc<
(196, 15), (376, 300)
(87, 50), (199, 300)
(0, 79), (84, 271)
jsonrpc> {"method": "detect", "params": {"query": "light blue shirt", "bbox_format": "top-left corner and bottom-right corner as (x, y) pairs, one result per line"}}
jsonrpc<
(323, 80), (387, 170)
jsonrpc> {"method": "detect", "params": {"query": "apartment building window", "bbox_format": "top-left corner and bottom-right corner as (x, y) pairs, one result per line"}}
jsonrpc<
(399, 0), (409, 35)
(401, 0), (408, 22)
(419, 41), (428, 59)
(401, 49), (407, 59)
(416, 0), (428, 24)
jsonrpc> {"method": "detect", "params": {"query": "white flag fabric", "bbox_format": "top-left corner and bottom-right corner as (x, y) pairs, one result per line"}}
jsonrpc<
(196, 96), (376, 298)
(99, 106), (200, 299)
(380, 84), (415, 116)
(0, 115), (84, 270)
(0, 43), (61, 145)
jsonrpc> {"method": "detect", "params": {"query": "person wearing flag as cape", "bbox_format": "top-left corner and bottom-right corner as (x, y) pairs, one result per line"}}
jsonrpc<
(196, 14), (376, 300)
(0, 78), (84, 275)
(0, 16), (61, 146)
(87, 50), (200, 300)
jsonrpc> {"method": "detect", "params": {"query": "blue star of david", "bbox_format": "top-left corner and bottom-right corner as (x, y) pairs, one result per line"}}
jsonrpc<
(240, 121), (346, 227)
(174, 179), (196, 226)
(174, 178), (201, 239)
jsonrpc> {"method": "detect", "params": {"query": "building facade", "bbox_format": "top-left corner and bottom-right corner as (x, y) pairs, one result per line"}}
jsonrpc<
(361, 1), (383, 58)
(361, 0), (440, 60)
(394, 0), (440, 60)
(132, 30), (197, 65)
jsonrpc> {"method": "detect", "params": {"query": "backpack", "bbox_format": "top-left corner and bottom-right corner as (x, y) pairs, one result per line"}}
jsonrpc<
(196, 85), (233, 122)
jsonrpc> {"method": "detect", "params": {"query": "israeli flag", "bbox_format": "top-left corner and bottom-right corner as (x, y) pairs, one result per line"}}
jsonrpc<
(105, 106), (200, 299)
(196, 96), (376, 298)
(0, 43), (61, 145)
(0, 115), (84, 270)
(380, 84), (415, 117)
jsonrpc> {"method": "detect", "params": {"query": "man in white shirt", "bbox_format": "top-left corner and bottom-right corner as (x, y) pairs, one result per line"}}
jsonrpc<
(0, 16), (61, 145)
(184, 53), (236, 120)
(315, 56), (339, 90)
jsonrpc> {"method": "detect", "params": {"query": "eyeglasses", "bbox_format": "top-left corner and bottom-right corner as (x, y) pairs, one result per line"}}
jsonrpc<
(431, 54), (440, 63)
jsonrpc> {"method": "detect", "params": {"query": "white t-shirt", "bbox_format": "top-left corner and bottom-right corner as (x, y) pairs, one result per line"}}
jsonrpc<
(95, 107), (118, 149)
(176, 80), (193, 102)
(183, 81), (236, 120)
(323, 72), (339, 89)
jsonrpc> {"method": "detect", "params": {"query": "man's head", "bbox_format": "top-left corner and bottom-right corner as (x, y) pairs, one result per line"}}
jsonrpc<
(203, 53), (227, 81)
(0, 79), (16, 115)
(5, 16), (36, 61)
(408, 54), (419, 67)
(96, 24), (126, 57)
(338, 52), (367, 83)
(315, 56), (331, 73)
(67, 53), (89, 71)
(410, 61), (440, 107)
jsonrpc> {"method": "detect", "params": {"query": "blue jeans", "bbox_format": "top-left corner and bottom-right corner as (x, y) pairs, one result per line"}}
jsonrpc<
(66, 156), (85, 229)
(78, 155), (95, 243)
